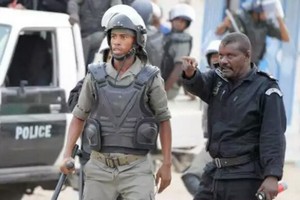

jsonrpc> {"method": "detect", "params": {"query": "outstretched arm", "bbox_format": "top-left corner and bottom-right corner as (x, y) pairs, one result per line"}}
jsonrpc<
(215, 16), (231, 35)
(276, 16), (290, 42)
(67, 0), (82, 24)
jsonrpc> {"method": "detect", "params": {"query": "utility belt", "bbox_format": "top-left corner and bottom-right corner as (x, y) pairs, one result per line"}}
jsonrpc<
(90, 151), (146, 168)
(213, 154), (256, 168)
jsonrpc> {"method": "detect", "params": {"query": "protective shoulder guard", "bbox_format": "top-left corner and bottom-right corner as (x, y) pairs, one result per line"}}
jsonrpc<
(88, 62), (107, 83)
(136, 65), (160, 85)
(257, 70), (277, 81)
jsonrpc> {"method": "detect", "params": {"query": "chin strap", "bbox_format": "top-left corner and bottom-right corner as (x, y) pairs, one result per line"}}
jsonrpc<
(112, 47), (137, 61)
(113, 47), (137, 84)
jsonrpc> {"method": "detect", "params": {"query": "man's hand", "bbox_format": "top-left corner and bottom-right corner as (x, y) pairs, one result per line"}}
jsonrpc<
(69, 14), (80, 25)
(8, 3), (26, 9)
(59, 157), (75, 175)
(257, 176), (278, 200)
(155, 163), (171, 193)
(181, 56), (198, 78)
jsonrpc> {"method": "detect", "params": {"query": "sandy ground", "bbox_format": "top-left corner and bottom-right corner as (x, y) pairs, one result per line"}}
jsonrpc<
(21, 162), (300, 200)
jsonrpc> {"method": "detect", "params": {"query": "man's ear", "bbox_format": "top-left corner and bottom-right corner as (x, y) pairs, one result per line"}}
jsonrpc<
(245, 50), (251, 60)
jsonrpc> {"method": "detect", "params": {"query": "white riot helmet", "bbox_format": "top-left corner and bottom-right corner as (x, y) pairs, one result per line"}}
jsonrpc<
(101, 5), (148, 61)
(169, 3), (195, 27)
(101, 4), (147, 44)
(205, 40), (221, 67)
(102, 5), (139, 28)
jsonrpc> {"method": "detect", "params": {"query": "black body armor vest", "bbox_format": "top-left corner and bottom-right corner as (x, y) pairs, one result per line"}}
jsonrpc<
(86, 63), (160, 155)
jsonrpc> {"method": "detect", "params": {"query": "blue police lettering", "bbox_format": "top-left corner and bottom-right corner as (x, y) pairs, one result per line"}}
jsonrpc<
(15, 125), (52, 140)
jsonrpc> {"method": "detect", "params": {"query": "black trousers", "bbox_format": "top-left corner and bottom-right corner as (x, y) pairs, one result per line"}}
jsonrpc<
(194, 172), (262, 200)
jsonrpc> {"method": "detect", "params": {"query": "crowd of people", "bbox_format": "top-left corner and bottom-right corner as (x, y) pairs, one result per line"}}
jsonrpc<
(1, 0), (290, 200)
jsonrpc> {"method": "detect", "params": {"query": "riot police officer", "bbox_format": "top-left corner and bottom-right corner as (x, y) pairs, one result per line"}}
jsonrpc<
(160, 3), (195, 100)
(61, 6), (172, 200)
(216, 0), (290, 66)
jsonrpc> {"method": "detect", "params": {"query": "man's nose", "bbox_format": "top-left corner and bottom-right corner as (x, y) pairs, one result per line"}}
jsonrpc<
(111, 37), (121, 45)
(220, 56), (228, 65)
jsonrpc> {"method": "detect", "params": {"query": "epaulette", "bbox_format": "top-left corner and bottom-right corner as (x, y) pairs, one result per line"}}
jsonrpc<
(257, 70), (277, 81)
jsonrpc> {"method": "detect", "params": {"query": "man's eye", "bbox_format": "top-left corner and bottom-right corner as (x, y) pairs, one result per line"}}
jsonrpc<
(228, 54), (234, 59)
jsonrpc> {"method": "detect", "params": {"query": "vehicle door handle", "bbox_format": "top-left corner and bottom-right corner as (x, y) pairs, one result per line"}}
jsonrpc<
(49, 104), (62, 113)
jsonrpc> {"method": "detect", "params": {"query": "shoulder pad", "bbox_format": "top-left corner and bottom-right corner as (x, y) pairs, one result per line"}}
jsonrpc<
(257, 71), (277, 81)
(87, 62), (105, 71)
(88, 62), (107, 83)
(136, 65), (160, 85)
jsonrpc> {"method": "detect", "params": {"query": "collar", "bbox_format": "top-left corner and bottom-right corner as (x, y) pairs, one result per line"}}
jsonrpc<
(242, 63), (258, 82)
(106, 57), (143, 79)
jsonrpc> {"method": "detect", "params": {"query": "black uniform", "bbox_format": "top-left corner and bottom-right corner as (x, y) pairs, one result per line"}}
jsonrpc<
(182, 64), (286, 200)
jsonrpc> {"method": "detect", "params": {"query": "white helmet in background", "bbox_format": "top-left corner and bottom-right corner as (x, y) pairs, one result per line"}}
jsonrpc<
(99, 36), (109, 53)
(94, 37), (110, 62)
(205, 40), (221, 66)
(169, 3), (195, 27)
(205, 40), (221, 56)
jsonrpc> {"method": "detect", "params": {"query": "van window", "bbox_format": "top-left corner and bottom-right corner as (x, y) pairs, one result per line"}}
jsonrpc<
(6, 30), (56, 87)
(0, 24), (11, 65)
